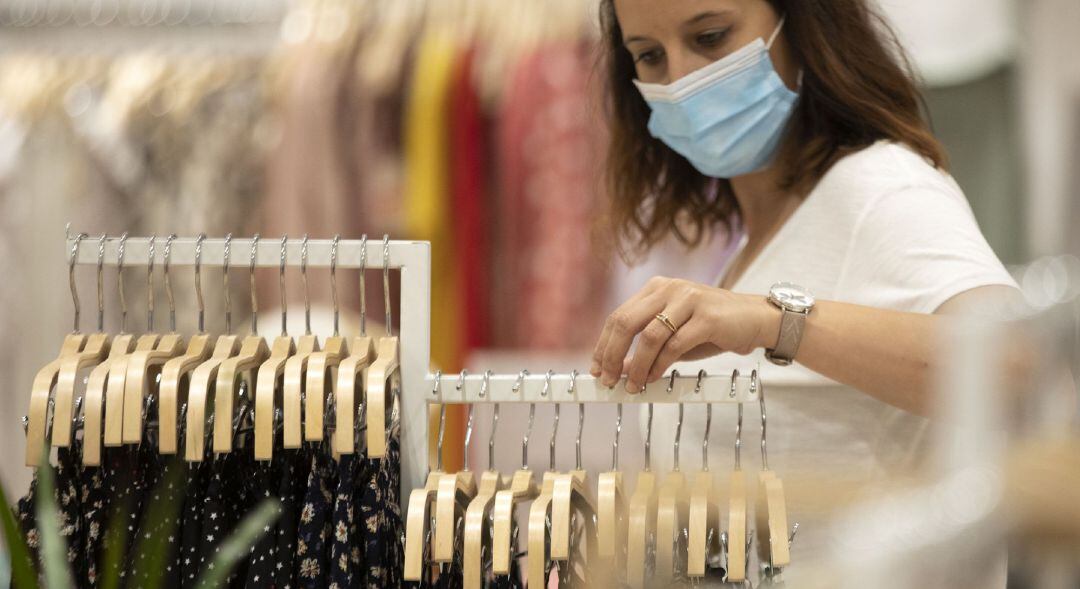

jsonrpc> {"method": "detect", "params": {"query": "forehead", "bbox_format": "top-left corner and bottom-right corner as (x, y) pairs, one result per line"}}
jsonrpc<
(613, 0), (746, 37)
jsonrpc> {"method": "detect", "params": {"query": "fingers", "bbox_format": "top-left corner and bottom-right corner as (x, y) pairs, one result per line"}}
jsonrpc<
(591, 284), (660, 377)
(647, 318), (713, 382)
(624, 301), (693, 393)
(598, 291), (667, 388)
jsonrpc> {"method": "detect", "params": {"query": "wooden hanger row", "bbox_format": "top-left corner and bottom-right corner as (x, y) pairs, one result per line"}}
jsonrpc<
(25, 232), (402, 470)
(403, 368), (797, 588)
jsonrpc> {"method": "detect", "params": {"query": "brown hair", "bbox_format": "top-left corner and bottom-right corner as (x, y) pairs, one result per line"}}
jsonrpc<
(600, 0), (947, 262)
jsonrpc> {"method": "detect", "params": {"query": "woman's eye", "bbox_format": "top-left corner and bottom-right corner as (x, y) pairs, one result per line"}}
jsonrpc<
(696, 30), (727, 47)
(635, 49), (663, 66)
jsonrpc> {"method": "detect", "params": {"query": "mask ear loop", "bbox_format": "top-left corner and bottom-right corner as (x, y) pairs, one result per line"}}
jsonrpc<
(767, 15), (804, 90)
(766, 14), (787, 49)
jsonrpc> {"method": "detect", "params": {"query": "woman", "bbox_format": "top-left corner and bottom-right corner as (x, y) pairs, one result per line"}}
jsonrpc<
(590, 0), (1019, 576)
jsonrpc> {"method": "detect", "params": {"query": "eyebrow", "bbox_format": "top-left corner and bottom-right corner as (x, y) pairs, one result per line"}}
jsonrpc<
(623, 10), (734, 45)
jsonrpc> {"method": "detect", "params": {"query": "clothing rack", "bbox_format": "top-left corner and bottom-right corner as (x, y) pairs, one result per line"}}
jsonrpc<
(64, 228), (761, 495)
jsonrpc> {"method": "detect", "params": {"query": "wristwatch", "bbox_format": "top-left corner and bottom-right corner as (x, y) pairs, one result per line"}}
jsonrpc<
(764, 282), (815, 366)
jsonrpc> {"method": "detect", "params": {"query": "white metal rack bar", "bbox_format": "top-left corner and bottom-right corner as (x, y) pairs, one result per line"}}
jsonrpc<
(426, 372), (760, 404)
(65, 230), (764, 492)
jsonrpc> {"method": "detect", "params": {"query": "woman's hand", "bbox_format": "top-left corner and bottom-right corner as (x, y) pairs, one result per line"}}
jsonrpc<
(590, 276), (780, 393)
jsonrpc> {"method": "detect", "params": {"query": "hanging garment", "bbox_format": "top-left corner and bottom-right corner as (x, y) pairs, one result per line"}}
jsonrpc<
(14, 445), (84, 579)
(494, 41), (612, 350)
(404, 30), (464, 372)
(296, 448), (338, 587)
(196, 450), (259, 587)
(362, 424), (404, 589)
(329, 452), (361, 587)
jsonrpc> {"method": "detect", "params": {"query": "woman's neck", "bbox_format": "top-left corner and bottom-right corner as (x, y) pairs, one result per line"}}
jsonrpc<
(730, 166), (802, 243)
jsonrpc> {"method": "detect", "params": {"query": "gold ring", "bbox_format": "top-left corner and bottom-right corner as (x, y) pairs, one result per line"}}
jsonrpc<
(654, 313), (678, 334)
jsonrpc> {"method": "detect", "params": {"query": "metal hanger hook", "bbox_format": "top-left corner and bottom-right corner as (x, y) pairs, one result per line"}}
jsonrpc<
(249, 233), (260, 335)
(96, 233), (107, 332)
(612, 402), (622, 471)
(300, 234), (311, 335)
(194, 233), (206, 333)
(437, 400), (447, 472)
(674, 402), (684, 471)
(517, 369), (532, 469)
(384, 233), (393, 335)
(69, 231), (88, 333)
(573, 371), (583, 470)
(697, 370), (710, 471)
(222, 233), (232, 333)
(667, 369), (680, 394)
(457, 369), (469, 392)
(732, 369), (742, 470)
(540, 369), (553, 397)
(164, 234), (177, 332)
(548, 376), (559, 472)
(279, 234), (288, 336)
(358, 234), (367, 336)
(146, 235), (156, 332)
(644, 403), (653, 472)
(479, 369), (492, 398)
(464, 403), (474, 472)
(117, 232), (128, 333)
(330, 234), (340, 336)
(753, 369), (768, 471)
(488, 399), (499, 471)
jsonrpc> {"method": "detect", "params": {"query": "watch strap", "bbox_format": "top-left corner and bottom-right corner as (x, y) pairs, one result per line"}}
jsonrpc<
(765, 308), (806, 366)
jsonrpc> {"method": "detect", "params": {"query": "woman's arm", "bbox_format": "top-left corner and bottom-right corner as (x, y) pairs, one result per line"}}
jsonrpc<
(590, 278), (1020, 417)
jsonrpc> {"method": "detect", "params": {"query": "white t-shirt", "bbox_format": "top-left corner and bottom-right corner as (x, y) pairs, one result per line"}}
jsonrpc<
(643, 140), (1018, 574)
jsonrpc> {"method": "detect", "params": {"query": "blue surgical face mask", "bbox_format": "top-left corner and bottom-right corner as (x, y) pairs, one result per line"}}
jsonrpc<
(633, 17), (799, 178)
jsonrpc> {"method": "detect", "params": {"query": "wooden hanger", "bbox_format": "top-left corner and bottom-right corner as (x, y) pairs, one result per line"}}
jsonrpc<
(492, 371), (539, 575)
(433, 375), (478, 564)
(626, 403), (657, 588)
(82, 333), (136, 466)
(688, 371), (717, 579)
(551, 380), (596, 562)
(26, 232), (92, 466)
(365, 236), (400, 458)
(123, 235), (188, 445)
(404, 372), (449, 583)
(254, 236), (300, 461)
(527, 377), (565, 586)
(158, 234), (216, 455)
(52, 234), (113, 450)
(527, 472), (559, 587)
(280, 235), (321, 449)
(752, 370), (791, 572)
(299, 235), (347, 446)
(726, 386), (749, 584)
(596, 401), (626, 564)
(213, 235), (271, 454)
(464, 382), (505, 589)
(333, 235), (375, 454)
(102, 234), (163, 448)
(655, 402), (687, 582)
(185, 234), (242, 462)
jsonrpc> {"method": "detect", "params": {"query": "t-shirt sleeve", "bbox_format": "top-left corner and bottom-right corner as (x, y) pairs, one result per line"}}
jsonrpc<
(836, 183), (1019, 314)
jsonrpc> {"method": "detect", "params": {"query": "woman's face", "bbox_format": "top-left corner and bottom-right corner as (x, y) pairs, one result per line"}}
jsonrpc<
(614, 0), (799, 89)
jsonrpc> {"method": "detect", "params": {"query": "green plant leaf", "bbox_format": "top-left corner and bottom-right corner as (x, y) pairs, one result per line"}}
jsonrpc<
(0, 471), (38, 589)
(32, 447), (74, 589)
(99, 495), (130, 589)
(193, 499), (281, 589)
(128, 458), (187, 589)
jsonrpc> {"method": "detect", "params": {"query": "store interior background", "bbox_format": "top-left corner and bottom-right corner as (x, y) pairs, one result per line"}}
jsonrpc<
(0, 1), (1078, 584)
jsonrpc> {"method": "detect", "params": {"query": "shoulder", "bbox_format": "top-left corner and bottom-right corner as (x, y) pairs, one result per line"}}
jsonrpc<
(813, 140), (960, 205)
(804, 140), (972, 232)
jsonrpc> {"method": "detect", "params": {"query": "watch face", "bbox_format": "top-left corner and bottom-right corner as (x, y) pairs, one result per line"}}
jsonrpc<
(770, 282), (815, 312)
